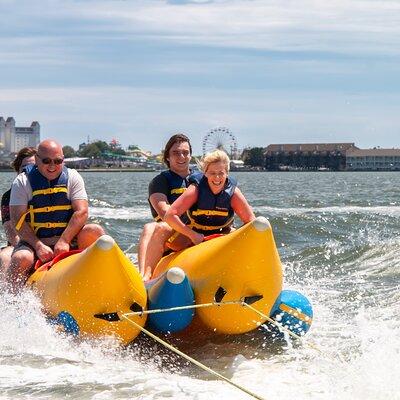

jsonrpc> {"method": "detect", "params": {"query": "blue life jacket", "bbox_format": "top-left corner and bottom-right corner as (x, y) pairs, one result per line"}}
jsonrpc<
(21, 164), (35, 175)
(187, 172), (236, 234)
(151, 170), (189, 223)
(16, 166), (73, 238)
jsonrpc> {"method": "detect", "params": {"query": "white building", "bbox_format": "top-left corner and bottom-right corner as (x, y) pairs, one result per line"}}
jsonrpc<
(0, 117), (40, 153)
(346, 148), (400, 171)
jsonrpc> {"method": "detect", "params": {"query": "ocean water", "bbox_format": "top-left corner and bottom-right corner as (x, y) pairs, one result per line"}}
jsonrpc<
(0, 171), (399, 400)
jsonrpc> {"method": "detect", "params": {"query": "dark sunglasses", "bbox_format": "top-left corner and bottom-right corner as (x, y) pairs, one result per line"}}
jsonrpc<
(37, 155), (64, 165)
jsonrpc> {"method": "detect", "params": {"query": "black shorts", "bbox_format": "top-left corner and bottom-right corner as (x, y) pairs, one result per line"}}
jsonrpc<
(13, 239), (78, 256)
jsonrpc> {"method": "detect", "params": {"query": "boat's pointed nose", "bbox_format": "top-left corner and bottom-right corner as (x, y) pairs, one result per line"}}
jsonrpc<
(167, 267), (186, 284)
(253, 216), (271, 231)
(95, 235), (115, 251)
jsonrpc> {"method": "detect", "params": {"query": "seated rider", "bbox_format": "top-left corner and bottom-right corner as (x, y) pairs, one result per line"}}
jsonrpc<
(7, 139), (105, 289)
(0, 147), (37, 274)
(138, 134), (193, 281)
(164, 149), (255, 245)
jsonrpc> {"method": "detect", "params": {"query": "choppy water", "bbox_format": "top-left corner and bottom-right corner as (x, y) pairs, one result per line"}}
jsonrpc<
(1, 171), (399, 400)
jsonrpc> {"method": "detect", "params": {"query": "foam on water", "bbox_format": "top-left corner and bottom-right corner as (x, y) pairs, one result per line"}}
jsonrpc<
(89, 206), (151, 221)
(1, 274), (398, 400)
(257, 204), (400, 218)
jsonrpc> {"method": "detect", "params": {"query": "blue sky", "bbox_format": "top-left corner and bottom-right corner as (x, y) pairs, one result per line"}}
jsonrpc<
(0, 0), (399, 154)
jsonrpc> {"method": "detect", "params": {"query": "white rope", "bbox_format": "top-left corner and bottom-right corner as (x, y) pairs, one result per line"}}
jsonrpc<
(123, 300), (243, 316)
(242, 302), (323, 354)
(121, 313), (268, 400)
(122, 299), (324, 355)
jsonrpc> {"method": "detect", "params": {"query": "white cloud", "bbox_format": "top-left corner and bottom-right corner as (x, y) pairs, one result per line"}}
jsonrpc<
(1, 0), (400, 55)
(79, 0), (400, 54)
(1, 1), (399, 152)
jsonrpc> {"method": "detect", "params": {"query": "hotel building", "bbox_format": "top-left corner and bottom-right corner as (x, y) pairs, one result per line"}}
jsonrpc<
(0, 117), (40, 154)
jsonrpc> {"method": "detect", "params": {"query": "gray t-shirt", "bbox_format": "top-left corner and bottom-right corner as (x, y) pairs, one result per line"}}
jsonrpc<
(10, 168), (88, 206)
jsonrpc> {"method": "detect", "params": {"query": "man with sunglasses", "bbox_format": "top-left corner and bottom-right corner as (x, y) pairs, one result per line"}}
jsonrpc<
(7, 139), (104, 288)
(138, 133), (193, 281)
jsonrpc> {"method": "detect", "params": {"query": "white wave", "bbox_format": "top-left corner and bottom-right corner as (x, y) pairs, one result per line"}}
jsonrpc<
(88, 204), (400, 223)
(353, 240), (400, 278)
(256, 204), (400, 217)
(89, 206), (152, 220)
(89, 198), (116, 208)
(1, 280), (399, 399)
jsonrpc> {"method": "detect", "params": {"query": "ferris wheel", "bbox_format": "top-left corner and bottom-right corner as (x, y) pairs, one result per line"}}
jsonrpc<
(202, 127), (238, 158)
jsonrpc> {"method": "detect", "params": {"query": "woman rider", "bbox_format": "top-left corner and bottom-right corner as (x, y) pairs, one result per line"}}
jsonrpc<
(0, 147), (36, 274)
(164, 149), (255, 246)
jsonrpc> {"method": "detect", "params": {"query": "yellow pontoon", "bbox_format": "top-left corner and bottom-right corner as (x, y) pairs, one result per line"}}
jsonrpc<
(152, 216), (283, 334)
(27, 235), (147, 344)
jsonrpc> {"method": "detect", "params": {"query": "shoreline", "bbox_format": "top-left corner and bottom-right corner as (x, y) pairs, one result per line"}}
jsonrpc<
(1, 167), (399, 173)
(77, 168), (157, 172)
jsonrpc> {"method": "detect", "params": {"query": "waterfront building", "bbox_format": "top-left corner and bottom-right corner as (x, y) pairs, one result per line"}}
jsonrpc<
(346, 148), (400, 171)
(264, 143), (357, 171)
(0, 116), (40, 154)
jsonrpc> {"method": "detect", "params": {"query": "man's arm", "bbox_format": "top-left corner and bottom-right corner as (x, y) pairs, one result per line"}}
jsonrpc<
(149, 193), (170, 220)
(1, 190), (18, 245)
(3, 221), (18, 247)
(148, 173), (171, 220)
(54, 199), (88, 255)
(10, 204), (54, 262)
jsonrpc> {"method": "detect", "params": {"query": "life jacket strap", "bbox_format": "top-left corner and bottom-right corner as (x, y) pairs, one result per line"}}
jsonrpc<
(15, 205), (73, 231)
(191, 209), (229, 217)
(32, 222), (68, 233)
(187, 213), (234, 231)
(170, 188), (186, 195)
(31, 187), (68, 196)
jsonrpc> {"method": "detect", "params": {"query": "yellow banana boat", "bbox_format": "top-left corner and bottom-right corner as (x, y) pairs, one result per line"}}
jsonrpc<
(25, 217), (289, 343)
(152, 216), (283, 335)
(27, 235), (147, 345)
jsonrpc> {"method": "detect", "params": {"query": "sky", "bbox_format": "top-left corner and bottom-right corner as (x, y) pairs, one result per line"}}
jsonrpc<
(0, 0), (399, 154)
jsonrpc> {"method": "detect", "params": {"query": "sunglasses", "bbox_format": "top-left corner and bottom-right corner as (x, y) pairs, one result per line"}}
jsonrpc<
(37, 155), (64, 165)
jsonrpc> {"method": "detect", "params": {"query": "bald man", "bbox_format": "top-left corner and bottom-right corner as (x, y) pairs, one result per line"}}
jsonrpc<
(7, 139), (104, 287)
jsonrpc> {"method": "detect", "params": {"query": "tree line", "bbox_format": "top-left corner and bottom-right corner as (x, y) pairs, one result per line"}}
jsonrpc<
(62, 141), (141, 159)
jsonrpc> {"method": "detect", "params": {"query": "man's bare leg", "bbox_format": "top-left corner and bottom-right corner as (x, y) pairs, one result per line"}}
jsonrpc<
(139, 222), (174, 281)
(76, 223), (105, 249)
(0, 246), (13, 279)
(6, 247), (35, 290)
(138, 221), (157, 276)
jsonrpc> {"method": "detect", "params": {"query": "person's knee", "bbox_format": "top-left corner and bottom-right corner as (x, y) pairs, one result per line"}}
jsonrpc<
(0, 246), (13, 268)
(153, 222), (173, 241)
(77, 224), (105, 248)
(10, 249), (34, 267)
(7, 249), (35, 283)
(143, 221), (157, 233)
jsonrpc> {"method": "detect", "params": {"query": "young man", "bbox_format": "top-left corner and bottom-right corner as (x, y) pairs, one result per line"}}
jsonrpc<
(7, 139), (105, 288)
(138, 134), (193, 281)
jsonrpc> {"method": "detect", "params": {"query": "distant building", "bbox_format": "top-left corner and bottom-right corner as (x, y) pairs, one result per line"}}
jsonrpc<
(64, 157), (91, 169)
(346, 148), (400, 171)
(0, 117), (40, 153)
(230, 159), (245, 170)
(125, 147), (151, 162)
(264, 143), (357, 171)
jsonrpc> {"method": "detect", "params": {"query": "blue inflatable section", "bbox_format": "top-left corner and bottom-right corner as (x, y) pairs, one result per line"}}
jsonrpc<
(269, 290), (313, 337)
(48, 311), (80, 335)
(146, 267), (195, 333)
